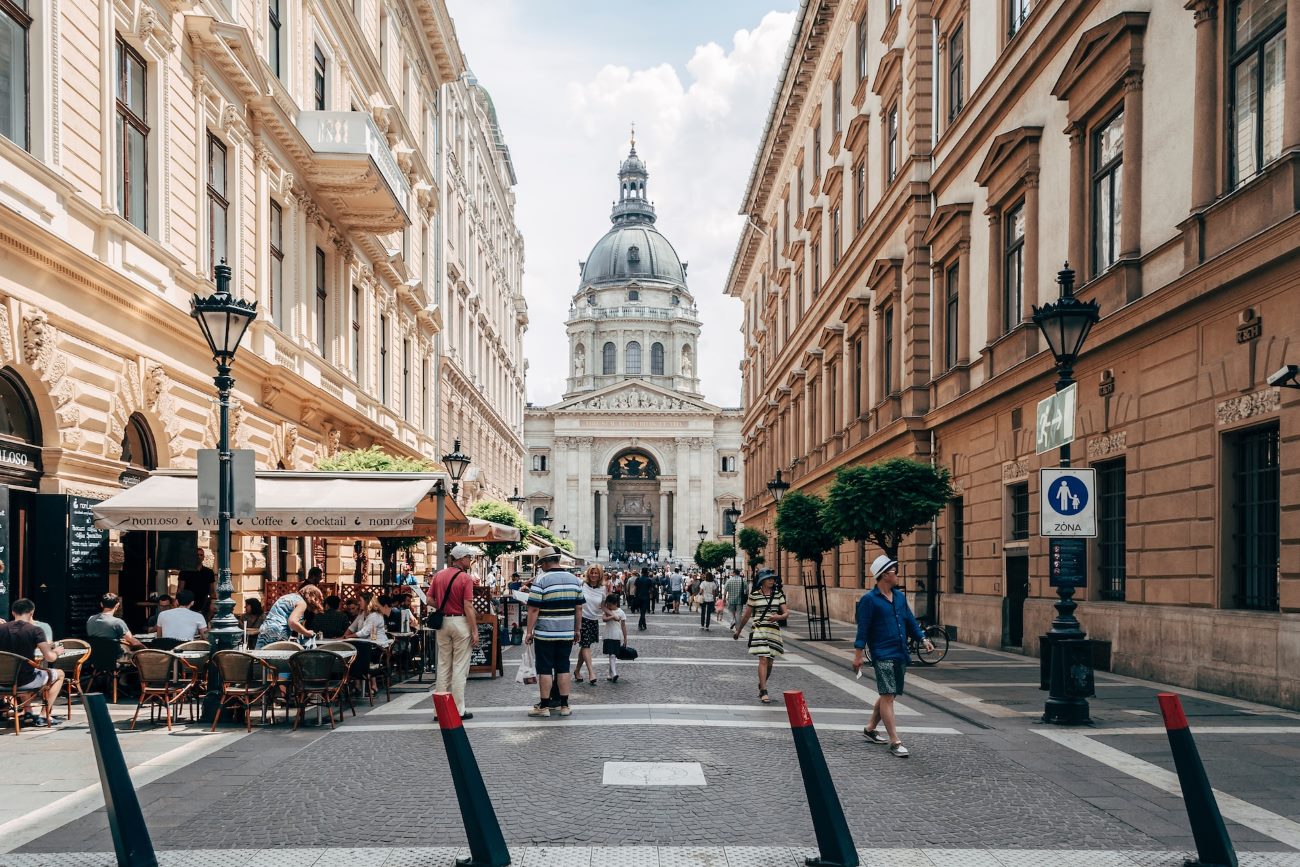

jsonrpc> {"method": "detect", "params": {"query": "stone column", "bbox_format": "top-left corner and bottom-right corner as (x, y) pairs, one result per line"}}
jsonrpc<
(957, 241), (972, 364)
(931, 263), (946, 371)
(659, 489), (670, 557)
(1066, 123), (1086, 272)
(551, 437), (568, 546)
(1286, 0), (1300, 151)
(1187, 1), (1219, 210)
(699, 437), (715, 540)
(1022, 175), (1039, 321)
(675, 437), (691, 558)
(1120, 73), (1144, 260)
(577, 438), (592, 557)
(603, 486), (613, 554)
(986, 211), (1003, 338)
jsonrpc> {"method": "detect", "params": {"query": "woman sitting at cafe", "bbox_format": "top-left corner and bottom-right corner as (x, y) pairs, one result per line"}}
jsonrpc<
(254, 585), (324, 649)
(345, 595), (391, 647)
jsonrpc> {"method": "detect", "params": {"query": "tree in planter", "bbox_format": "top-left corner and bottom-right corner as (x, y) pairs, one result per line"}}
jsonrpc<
(466, 500), (530, 564)
(775, 491), (842, 587)
(736, 527), (768, 576)
(316, 446), (437, 584)
(823, 458), (955, 562)
(693, 540), (736, 572)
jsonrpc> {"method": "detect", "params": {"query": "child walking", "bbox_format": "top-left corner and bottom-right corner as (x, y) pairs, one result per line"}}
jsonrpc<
(601, 593), (628, 683)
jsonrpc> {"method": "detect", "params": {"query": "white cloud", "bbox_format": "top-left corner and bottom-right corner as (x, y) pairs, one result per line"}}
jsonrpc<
(447, 6), (795, 407)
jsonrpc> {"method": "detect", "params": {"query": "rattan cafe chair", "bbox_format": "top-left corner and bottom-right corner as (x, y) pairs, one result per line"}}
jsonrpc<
(0, 652), (42, 734)
(130, 650), (196, 731)
(288, 650), (347, 731)
(209, 650), (277, 731)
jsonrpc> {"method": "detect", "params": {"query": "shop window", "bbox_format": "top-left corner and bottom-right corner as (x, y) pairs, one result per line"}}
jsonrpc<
(1228, 0), (1286, 188)
(1229, 424), (1279, 610)
(1096, 458), (1126, 601)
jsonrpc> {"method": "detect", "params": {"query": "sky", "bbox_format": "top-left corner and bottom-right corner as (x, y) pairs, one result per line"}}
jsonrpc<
(445, 1), (799, 408)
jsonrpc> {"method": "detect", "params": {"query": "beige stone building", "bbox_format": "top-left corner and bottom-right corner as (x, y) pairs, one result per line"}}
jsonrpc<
(436, 69), (527, 506)
(726, 0), (1300, 708)
(0, 0), (470, 634)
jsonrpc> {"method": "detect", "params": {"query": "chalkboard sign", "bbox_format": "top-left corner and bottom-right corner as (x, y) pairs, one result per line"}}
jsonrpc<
(470, 612), (499, 677)
(34, 494), (109, 638)
(0, 486), (9, 619)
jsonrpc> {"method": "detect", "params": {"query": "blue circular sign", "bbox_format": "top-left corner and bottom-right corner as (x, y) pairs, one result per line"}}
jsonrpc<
(1048, 476), (1089, 516)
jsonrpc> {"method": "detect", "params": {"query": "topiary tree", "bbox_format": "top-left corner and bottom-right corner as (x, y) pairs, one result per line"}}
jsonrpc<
(824, 458), (955, 561)
(736, 527), (768, 576)
(466, 499), (530, 563)
(693, 540), (736, 571)
(316, 446), (437, 583)
(775, 491), (842, 586)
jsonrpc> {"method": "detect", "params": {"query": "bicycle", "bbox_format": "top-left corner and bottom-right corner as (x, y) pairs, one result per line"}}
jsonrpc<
(912, 624), (949, 665)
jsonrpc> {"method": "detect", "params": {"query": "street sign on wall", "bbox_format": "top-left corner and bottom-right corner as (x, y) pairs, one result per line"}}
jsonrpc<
(1039, 468), (1096, 538)
(1035, 383), (1078, 454)
(197, 449), (257, 519)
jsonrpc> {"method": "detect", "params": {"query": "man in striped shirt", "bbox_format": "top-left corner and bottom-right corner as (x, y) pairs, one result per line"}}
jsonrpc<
(525, 546), (584, 718)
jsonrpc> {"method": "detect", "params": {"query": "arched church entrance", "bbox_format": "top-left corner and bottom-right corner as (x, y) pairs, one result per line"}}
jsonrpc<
(606, 449), (662, 559)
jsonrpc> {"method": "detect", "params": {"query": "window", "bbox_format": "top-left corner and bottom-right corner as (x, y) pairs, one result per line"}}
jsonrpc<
(1, 0), (30, 150)
(796, 168), (804, 217)
(533, 506), (546, 524)
(421, 358), (430, 429)
(1009, 482), (1030, 540)
(948, 24), (965, 122)
(944, 262), (960, 370)
(1009, 0), (1031, 38)
(206, 134), (228, 276)
(887, 0), (899, 14)
(1231, 424), (1279, 610)
(886, 105), (899, 183)
(950, 497), (965, 593)
(1229, 0), (1286, 188)
(856, 13), (869, 83)
(402, 338), (411, 419)
(1003, 201), (1026, 334)
(883, 307), (895, 395)
(312, 44), (326, 110)
(532, 454), (548, 473)
(350, 286), (361, 379)
(1097, 459), (1126, 601)
(722, 507), (737, 536)
(115, 37), (149, 232)
(602, 342), (616, 375)
(831, 207), (842, 266)
(854, 164), (866, 230)
(828, 362), (839, 432)
(783, 196), (790, 240)
(1092, 110), (1123, 275)
(379, 315), (389, 404)
(269, 201), (284, 328)
(268, 0), (282, 78)
(314, 247), (327, 354)
(721, 456), (737, 473)
(625, 341), (642, 375)
(852, 336), (862, 418)
(628, 289), (640, 301)
(810, 239), (821, 296)
(813, 123), (821, 178)
(832, 72), (842, 135)
(650, 342), (665, 376)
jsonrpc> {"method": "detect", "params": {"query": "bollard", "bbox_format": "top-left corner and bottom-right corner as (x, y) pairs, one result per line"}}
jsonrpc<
(433, 692), (511, 867)
(1157, 693), (1238, 867)
(85, 693), (158, 867)
(783, 691), (860, 867)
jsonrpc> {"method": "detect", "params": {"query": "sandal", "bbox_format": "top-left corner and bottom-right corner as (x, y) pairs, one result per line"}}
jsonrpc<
(589, 679), (597, 685)
(759, 689), (770, 704)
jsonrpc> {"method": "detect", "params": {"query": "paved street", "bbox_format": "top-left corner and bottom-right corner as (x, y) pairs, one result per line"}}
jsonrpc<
(3, 608), (1300, 866)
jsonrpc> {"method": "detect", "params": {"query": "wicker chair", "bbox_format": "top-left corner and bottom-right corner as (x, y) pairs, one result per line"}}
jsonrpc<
(260, 640), (303, 651)
(53, 639), (91, 718)
(173, 640), (211, 653)
(82, 637), (127, 702)
(209, 651), (277, 731)
(288, 650), (348, 730)
(130, 650), (196, 731)
(0, 652), (41, 734)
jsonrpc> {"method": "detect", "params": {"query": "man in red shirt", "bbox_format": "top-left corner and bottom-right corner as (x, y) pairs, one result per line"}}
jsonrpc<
(428, 544), (481, 720)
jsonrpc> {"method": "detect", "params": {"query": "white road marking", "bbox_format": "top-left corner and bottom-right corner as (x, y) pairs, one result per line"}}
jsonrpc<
(369, 702), (890, 718)
(364, 691), (431, 715)
(340, 718), (962, 734)
(1037, 730), (1300, 850)
(602, 761), (706, 786)
(0, 730), (249, 853)
(503, 655), (808, 666)
(1086, 726), (1300, 736)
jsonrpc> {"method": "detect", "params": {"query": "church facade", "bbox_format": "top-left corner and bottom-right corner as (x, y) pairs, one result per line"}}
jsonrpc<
(524, 144), (743, 564)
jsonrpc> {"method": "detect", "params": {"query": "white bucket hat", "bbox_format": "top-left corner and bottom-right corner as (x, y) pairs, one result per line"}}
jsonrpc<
(870, 555), (898, 580)
(450, 544), (484, 560)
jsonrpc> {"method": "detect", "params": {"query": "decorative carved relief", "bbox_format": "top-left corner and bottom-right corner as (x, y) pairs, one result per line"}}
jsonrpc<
(1001, 459), (1029, 482)
(21, 309), (54, 370)
(283, 425), (299, 467)
(1216, 388), (1280, 425)
(262, 378), (283, 409)
(145, 364), (167, 410)
(0, 304), (12, 364)
(1087, 431), (1127, 460)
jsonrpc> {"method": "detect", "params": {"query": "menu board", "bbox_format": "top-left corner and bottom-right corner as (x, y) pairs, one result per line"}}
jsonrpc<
(469, 612), (499, 677)
(67, 496), (110, 635)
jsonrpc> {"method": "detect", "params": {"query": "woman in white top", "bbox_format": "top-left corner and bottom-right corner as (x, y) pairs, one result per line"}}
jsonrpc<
(698, 573), (719, 630)
(576, 565), (607, 686)
(345, 596), (391, 647)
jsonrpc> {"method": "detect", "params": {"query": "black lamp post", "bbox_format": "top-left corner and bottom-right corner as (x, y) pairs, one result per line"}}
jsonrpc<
(441, 439), (471, 500)
(767, 469), (790, 581)
(1032, 263), (1101, 726)
(724, 501), (741, 572)
(190, 261), (256, 717)
(539, 511), (552, 530)
(506, 487), (525, 511)
(560, 525), (569, 539)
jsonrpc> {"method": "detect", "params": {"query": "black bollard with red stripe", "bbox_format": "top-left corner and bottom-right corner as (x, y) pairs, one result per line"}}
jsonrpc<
(433, 692), (512, 867)
(784, 690), (860, 867)
(85, 692), (158, 867)
(1157, 693), (1237, 867)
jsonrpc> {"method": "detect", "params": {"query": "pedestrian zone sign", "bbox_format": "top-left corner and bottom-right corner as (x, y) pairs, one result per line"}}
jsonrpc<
(1035, 383), (1077, 454)
(1039, 468), (1096, 538)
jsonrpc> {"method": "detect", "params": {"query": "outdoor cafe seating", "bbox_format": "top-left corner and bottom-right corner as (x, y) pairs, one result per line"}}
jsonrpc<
(287, 650), (352, 731)
(209, 650), (278, 732)
(130, 649), (199, 731)
(51, 639), (91, 720)
(0, 651), (42, 735)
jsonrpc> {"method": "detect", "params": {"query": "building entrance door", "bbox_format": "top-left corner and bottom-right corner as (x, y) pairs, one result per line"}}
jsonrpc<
(624, 525), (643, 553)
(1005, 556), (1029, 647)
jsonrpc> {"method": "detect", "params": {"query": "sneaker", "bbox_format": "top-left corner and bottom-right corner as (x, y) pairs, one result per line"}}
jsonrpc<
(863, 729), (889, 745)
(527, 705), (550, 718)
(557, 706), (573, 717)
(889, 743), (910, 758)
(460, 712), (474, 721)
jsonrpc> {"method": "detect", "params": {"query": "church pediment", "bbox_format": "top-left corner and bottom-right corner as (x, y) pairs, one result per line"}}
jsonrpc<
(552, 381), (717, 414)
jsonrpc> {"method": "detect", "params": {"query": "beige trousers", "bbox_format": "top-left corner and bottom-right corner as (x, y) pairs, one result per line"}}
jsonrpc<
(435, 616), (473, 714)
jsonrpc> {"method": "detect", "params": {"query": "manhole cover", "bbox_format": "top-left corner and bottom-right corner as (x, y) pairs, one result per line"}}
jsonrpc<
(602, 762), (706, 786)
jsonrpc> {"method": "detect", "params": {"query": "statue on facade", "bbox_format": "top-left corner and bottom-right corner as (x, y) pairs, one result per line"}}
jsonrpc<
(574, 345), (586, 377)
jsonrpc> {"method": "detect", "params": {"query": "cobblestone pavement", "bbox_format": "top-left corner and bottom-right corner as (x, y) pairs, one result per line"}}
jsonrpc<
(8, 609), (1300, 862)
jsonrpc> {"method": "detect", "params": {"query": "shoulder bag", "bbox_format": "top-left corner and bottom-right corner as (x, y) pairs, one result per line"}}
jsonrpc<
(746, 592), (781, 648)
(426, 570), (464, 630)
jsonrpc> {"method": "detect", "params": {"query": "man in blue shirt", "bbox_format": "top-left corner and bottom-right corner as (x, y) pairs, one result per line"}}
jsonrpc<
(853, 555), (932, 757)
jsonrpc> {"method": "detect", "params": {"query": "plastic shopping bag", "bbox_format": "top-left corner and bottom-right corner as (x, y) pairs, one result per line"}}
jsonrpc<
(516, 642), (538, 685)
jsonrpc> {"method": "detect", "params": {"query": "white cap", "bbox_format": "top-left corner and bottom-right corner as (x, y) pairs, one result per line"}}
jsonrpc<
(871, 555), (898, 580)
(450, 544), (484, 560)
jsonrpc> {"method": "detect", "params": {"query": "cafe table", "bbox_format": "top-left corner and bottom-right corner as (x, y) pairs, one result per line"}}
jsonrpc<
(249, 647), (357, 726)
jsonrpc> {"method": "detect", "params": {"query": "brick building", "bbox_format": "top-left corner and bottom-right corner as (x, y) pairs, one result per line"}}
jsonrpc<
(725, 0), (1300, 708)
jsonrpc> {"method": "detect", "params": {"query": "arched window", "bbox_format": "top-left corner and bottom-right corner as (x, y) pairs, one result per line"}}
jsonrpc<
(121, 413), (157, 470)
(0, 368), (39, 443)
(602, 342), (616, 375)
(625, 341), (642, 375)
(650, 342), (665, 375)
(628, 289), (640, 301)
(533, 506), (546, 526)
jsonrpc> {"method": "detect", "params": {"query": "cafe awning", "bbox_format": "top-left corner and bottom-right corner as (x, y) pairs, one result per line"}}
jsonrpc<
(91, 470), (473, 537)
(452, 518), (524, 544)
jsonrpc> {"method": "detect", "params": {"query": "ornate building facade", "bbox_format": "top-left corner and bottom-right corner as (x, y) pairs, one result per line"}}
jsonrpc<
(0, 0), (466, 632)
(525, 144), (743, 562)
(726, 0), (1300, 708)
(436, 70), (527, 505)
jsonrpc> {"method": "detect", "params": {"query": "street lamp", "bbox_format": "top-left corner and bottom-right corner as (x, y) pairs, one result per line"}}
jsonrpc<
(441, 438), (471, 500)
(1032, 262), (1101, 726)
(506, 487), (526, 511)
(697, 525), (707, 542)
(559, 525), (569, 540)
(190, 260), (256, 718)
(724, 501), (741, 572)
(539, 511), (552, 529)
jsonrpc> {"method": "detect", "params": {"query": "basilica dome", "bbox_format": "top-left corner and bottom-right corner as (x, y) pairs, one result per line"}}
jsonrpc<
(581, 224), (685, 287)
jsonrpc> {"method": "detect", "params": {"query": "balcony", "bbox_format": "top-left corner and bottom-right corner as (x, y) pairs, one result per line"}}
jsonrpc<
(568, 304), (700, 322)
(297, 111), (410, 233)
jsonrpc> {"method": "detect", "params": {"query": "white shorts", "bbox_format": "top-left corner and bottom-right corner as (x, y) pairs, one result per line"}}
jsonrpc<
(19, 670), (52, 691)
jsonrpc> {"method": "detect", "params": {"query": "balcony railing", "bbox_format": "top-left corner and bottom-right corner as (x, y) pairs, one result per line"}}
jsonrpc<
(570, 305), (700, 321)
(297, 111), (410, 230)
